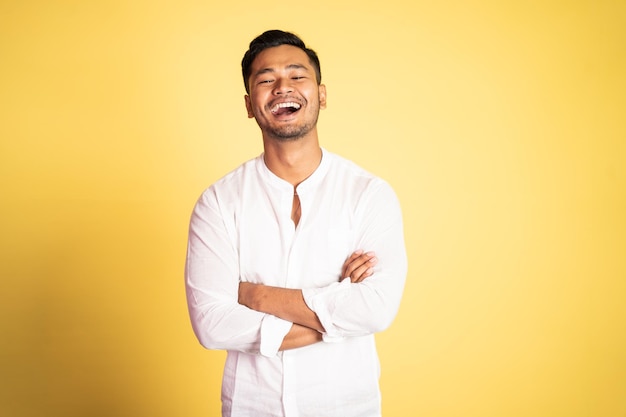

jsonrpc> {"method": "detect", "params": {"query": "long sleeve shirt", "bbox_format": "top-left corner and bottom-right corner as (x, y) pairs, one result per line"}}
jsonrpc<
(185, 149), (407, 417)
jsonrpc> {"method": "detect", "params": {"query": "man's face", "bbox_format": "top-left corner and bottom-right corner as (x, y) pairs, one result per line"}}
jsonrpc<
(245, 44), (326, 141)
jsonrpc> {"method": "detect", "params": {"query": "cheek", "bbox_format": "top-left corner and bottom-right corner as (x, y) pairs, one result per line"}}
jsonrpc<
(252, 96), (270, 113)
(304, 88), (321, 106)
(247, 101), (264, 119)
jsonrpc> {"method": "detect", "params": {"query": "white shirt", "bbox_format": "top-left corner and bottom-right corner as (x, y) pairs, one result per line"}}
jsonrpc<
(185, 149), (407, 417)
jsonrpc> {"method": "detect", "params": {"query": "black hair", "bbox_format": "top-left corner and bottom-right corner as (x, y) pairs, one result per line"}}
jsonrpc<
(241, 30), (322, 94)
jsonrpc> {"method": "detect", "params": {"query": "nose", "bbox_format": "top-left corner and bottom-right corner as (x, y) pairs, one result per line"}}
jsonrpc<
(273, 78), (293, 95)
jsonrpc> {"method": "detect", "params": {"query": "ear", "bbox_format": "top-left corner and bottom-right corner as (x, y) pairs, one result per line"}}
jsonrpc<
(318, 84), (327, 109)
(245, 95), (254, 118)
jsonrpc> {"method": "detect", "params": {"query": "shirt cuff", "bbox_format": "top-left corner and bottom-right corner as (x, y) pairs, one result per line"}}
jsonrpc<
(259, 315), (293, 357)
(321, 333), (346, 343)
(302, 278), (351, 339)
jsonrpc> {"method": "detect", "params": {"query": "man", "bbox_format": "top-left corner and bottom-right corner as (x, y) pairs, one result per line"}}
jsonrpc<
(185, 29), (407, 417)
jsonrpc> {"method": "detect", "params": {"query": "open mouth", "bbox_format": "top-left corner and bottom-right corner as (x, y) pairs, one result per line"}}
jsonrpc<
(270, 102), (302, 117)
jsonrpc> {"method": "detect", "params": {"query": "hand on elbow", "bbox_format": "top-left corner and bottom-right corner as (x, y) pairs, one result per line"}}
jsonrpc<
(341, 250), (378, 283)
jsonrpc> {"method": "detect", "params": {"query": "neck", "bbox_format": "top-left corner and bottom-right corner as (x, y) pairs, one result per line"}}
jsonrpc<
(262, 134), (322, 187)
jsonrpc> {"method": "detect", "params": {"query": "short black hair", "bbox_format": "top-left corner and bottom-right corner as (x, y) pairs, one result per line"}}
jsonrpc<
(241, 30), (322, 94)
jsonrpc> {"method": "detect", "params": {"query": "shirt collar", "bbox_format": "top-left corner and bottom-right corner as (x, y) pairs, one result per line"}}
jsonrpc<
(257, 148), (332, 195)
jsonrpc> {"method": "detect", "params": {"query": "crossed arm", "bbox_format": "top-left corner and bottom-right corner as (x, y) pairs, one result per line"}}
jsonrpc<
(238, 250), (378, 351)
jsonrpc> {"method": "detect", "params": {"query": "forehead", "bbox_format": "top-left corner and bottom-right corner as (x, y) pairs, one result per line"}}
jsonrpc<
(251, 44), (313, 74)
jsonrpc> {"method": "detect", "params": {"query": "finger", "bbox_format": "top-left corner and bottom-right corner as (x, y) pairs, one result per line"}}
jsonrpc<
(350, 262), (374, 283)
(341, 250), (365, 277)
(347, 249), (364, 260)
(352, 267), (374, 283)
(342, 251), (374, 278)
(342, 250), (363, 269)
(349, 255), (378, 283)
(350, 252), (376, 275)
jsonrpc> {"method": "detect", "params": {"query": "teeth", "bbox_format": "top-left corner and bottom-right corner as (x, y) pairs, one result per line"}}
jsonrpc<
(271, 102), (301, 113)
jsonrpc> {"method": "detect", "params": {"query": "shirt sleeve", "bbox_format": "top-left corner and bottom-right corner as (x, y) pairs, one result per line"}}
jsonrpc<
(302, 180), (408, 339)
(185, 188), (291, 354)
(260, 315), (293, 357)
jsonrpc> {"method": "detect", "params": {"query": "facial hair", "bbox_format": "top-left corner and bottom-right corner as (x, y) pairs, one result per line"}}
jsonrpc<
(267, 113), (319, 141)
(259, 99), (321, 142)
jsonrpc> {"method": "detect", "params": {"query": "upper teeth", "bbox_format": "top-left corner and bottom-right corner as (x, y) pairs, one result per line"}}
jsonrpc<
(271, 102), (301, 113)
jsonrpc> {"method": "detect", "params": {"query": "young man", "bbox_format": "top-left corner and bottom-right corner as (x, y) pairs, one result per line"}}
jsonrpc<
(185, 30), (407, 417)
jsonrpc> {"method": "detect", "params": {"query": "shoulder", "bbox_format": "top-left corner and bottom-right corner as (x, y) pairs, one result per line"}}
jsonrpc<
(325, 150), (396, 197)
(194, 154), (260, 210)
(325, 150), (372, 177)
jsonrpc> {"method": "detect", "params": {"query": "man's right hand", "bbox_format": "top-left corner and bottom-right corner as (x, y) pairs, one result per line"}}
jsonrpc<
(341, 250), (378, 283)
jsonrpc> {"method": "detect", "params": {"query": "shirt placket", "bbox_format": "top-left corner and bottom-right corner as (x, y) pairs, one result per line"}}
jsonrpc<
(280, 189), (300, 417)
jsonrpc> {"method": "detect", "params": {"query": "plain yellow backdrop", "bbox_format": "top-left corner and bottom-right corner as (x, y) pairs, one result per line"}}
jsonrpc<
(1, 1), (625, 416)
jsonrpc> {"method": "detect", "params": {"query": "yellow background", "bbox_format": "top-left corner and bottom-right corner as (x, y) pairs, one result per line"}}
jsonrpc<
(1, 1), (625, 416)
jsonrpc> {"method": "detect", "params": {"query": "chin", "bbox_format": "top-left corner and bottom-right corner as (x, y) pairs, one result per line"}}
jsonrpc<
(268, 126), (311, 141)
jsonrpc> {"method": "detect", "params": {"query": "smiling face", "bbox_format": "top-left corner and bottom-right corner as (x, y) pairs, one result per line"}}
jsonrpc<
(245, 44), (327, 142)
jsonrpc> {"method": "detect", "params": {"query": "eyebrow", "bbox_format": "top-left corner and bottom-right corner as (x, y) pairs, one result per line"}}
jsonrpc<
(254, 64), (309, 77)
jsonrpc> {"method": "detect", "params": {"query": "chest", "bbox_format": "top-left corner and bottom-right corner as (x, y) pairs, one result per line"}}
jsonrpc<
(236, 190), (357, 289)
